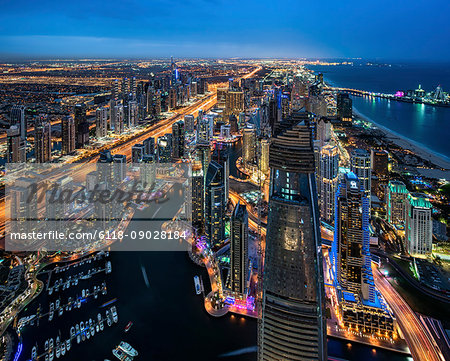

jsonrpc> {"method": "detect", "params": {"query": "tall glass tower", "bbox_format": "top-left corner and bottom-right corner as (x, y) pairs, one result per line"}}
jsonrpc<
(259, 121), (327, 361)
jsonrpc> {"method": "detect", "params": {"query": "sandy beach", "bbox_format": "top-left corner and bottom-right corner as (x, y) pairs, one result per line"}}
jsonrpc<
(353, 108), (450, 180)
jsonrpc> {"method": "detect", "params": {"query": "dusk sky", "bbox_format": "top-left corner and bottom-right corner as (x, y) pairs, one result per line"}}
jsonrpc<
(0, 0), (449, 60)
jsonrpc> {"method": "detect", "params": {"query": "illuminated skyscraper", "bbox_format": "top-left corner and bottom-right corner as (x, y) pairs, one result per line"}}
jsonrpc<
(141, 154), (156, 190)
(406, 193), (432, 256)
(242, 127), (256, 165)
(6, 125), (26, 163)
(230, 201), (249, 295)
(351, 149), (371, 206)
(74, 103), (89, 148)
(95, 107), (108, 138)
(205, 160), (225, 247)
(172, 120), (185, 159)
(259, 120), (327, 361)
(385, 180), (409, 225)
(337, 93), (352, 122)
(143, 137), (155, 156)
(225, 90), (244, 118)
(10, 105), (27, 140)
(259, 138), (270, 174)
(319, 144), (339, 225)
(191, 162), (204, 232)
(332, 172), (395, 335)
(157, 135), (172, 163)
(132, 144), (145, 163)
(184, 114), (195, 133)
(371, 149), (389, 179)
(61, 115), (75, 155)
(333, 172), (374, 301)
(35, 116), (52, 163)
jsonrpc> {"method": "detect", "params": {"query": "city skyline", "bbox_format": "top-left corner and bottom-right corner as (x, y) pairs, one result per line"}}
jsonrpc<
(0, 0), (449, 60)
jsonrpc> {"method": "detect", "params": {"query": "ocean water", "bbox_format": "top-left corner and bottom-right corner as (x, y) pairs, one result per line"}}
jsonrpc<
(308, 63), (450, 160)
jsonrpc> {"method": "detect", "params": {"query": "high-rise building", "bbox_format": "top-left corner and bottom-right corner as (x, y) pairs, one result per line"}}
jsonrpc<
(259, 138), (270, 174)
(112, 154), (127, 185)
(225, 90), (244, 118)
(205, 160), (226, 247)
(184, 114), (195, 133)
(172, 120), (185, 159)
(217, 88), (227, 109)
(319, 144), (339, 225)
(127, 100), (138, 128)
(317, 117), (331, 147)
(157, 135), (172, 163)
(132, 144), (145, 163)
(230, 202), (248, 295)
(259, 120), (327, 361)
(371, 149), (389, 179)
(61, 115), (75, 155)
(337, 93), (352, 122)
(168, 87), (177, 110)
(74, 104), (89, 148)
(332, 172), (395, 336)
(96, 107), (108, 138)
(333, 172), (374, 300)
(112, 105), (124, 134)
(351, 149), (371, 205)
(35, 116), (52, 163)
(6, 125), (26, 162)
(406, 193), (432, 256)
(141, 154), (156, 190)
(191, 162), (204, 232)
(386, 180), (409, 225)
(10, 105), (27, 140)
(143, 137), (155, 156)
(242, 127), (256, 165)
(196, 116), (212, 143)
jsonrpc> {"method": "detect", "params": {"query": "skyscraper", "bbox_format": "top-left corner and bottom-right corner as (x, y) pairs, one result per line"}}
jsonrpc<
(74, 104), (89, 148)
(131, 144), (145, 163)
(205, 160), (226, 248)
(95, 107), (108, 138)
(332, 172), (395, 336)
(333, 172), (373, 301)
(351, 149), (371, 206)
(61, 115), (75, 155)
(157, 135), (172, 163)
(184, 114), (195, 133)
(259, 120), (327, 361)
(141, 154), (156, 190)
(35, 116), (52, 163)
(259, 138), (270, 174)
(337, 93), (352, 122)
(386, 180), (409, 225)
(406, 193), (432, 256)
(10, 105), (27, 140)
(242, 127), (256, 165)
(230, 201), (249, 296)
(6, 125), (26, 162)
(225, 90), (244, 118)
(143, 137), (155, 156)
(371, 149), (389, 179)
(172, 120), (185, 159)
(191, 161), (204, 232)
(319, 144), (339, 225)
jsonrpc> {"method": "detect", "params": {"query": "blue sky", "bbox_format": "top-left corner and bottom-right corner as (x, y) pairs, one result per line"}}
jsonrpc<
(0, 0), (449, 59)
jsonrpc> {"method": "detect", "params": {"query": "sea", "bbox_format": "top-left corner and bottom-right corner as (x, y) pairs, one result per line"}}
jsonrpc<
(308, 61), (450, 162)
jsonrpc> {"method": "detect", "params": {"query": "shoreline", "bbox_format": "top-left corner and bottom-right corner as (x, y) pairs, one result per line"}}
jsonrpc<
(353, 108), (450, 172)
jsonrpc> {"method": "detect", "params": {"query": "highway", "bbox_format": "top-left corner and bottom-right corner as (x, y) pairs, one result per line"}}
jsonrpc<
(372, 265), (444, 361)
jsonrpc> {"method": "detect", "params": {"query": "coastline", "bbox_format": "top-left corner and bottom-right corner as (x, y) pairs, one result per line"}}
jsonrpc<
(353, 108), (450, 174)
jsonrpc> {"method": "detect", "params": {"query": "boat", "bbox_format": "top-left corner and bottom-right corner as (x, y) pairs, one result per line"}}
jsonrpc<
(112, 347), (131, 361)
(61, 342), (66, 356)
(124, 321), (133, 333)
(45, 355), (49, 361)
(70, 326), (75, 338)
(66, 339), (71, 352)
(31, 345), (37, 360)
(82, 289), (85, 298)
(49, 339), (54, 361)
(89, 319), (95, 336)
(86, 322), (91, 339)
(96, 324), (99, 333)
(118, 341), (138, 357)
(76, 324), (81, 344)
(45, 339), (49, 351)
(49, 303), (54, 321)
(56, 299), (60, 310)
(80, 322), (86, 341)
(106, 310), (112, 327)
(58, 305), (63, 317)
(56, 336), (60, 358)
(194, 276), (201, 295)
(106, 261), (112, 274)
(111, 306), (118, 323)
